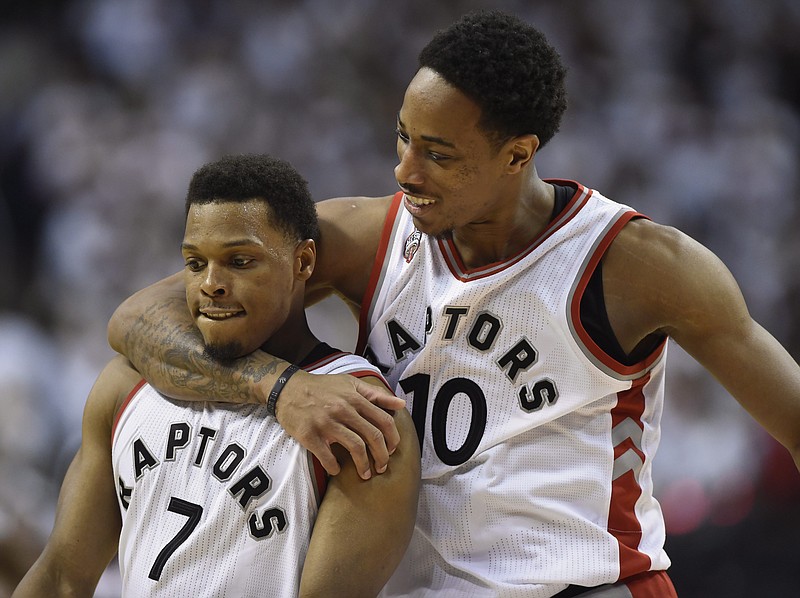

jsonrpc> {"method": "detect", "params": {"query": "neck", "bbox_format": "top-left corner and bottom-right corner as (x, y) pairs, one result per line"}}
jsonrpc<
(261, 315), (320, 365)
(452, 172), (554, 269)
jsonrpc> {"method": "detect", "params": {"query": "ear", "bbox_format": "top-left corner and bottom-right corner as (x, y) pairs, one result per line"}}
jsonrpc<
(294, 239), (316, 281)
(505, 134), (539, 174)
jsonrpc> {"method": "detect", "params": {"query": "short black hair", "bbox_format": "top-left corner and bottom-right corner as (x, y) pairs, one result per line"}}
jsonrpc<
(185, 154), (320, 241)
(418, 10), (567, 148)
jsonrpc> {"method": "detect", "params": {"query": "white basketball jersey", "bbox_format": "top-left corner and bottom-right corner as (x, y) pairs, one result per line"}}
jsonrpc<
(361, 184), (671, 597)
(112, 347), (382, 598)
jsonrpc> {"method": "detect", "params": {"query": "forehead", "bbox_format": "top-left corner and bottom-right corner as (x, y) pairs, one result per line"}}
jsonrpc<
(399, 68), (485, 142)
(184, 200), (282, 245)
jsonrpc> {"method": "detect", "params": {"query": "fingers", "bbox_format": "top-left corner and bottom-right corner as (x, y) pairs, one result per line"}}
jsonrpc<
(289, 421), (375, 480)
(359, 381), (407, 412)
(324, 424), (376, 480)
(359, 400), (401, 459)
(278, 400), (382, 480)
(274, 372), (406, 480)
(304, 439), (342, 477)
(305, 407), (394, 480)
(354, 379), (404, 456)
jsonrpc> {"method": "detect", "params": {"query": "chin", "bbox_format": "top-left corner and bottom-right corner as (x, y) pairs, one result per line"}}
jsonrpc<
(411, 217), (452, 240)
(203, 341), (246, 364)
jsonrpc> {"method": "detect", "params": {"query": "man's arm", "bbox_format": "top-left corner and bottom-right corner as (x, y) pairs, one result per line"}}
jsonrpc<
(604, 219), (800, 468)
(108, 195), (403, 480)
(298, 378), (421, 597)
(108, 272), (288, 405)
(12, 356), (137, 597)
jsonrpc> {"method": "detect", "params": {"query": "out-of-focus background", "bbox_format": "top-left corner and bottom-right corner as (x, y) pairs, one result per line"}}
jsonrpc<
(1, 0), (799, 595)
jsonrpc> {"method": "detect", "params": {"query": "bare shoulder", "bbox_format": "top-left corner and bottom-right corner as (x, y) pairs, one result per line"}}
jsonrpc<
(311, 195), (395, 307)
(608, 217), (738, 293)
(603, 217), (748, 345)
(85, 354), (144, 428)
(607, 217), (696, 263)
(317, 195), (394, 222)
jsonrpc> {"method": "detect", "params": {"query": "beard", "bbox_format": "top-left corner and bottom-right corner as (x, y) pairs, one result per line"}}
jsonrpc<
(411, 217), (453, 241)
(203, 340), (245, 364)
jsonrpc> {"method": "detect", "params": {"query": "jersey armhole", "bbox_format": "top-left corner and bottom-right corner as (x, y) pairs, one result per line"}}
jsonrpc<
(111, 378), (147, 442)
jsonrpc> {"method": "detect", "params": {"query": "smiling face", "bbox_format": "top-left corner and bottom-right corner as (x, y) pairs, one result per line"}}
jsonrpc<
(394, 68), (525, 239)
(181, 199), (308, 362)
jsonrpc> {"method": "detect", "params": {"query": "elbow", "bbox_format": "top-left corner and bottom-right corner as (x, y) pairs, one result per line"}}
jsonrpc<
(107, 300), (132, 353)
(13, 563), (97, 598)
(107, 271), (186, 353)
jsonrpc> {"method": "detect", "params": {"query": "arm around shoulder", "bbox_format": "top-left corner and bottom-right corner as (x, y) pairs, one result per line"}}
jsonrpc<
(107, 271), (288, 405)
(108, 272), (186, 356)
(298, 377), (420, 597)
(107, 271), (210, 400)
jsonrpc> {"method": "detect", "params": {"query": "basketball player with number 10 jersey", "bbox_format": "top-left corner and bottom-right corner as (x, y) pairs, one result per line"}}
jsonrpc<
(365, 184), (671, 597)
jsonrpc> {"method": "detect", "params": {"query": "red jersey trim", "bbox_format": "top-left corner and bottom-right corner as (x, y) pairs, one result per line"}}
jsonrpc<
(111, 378), (147, 441)
(304, 349), (349, 370)
(623, 570), (678, 597)
(569, 210), (667, 378)
(440, 181), (593, 282)
(343, 369), (391, 389)
(357, 193), (403, 354)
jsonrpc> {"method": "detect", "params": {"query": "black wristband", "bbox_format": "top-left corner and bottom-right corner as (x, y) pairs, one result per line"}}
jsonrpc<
(266, 364), (300, 416)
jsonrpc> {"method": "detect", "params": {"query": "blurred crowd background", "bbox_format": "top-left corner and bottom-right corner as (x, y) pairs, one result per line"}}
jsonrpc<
(1, 0), (799, 596)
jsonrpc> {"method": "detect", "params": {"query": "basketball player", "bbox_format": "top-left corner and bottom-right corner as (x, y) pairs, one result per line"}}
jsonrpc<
(14, 154), (420, 598)
(107, 10), (800, 597)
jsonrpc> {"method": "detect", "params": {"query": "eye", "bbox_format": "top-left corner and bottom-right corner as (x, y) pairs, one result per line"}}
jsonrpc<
(394, 127), (409, 143)
(231, 256), (253, 268)
(185, 258), (204, 272)
(428, 151), (450, 162)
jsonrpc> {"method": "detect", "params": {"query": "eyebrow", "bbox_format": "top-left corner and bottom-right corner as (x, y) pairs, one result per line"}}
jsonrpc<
(181, 239), (260, 251)
(397, 113), (457, 149)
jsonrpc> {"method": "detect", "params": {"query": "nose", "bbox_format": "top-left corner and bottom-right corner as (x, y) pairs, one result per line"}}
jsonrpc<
(200, 265), (228, 297)
(394, 143), (424, 188)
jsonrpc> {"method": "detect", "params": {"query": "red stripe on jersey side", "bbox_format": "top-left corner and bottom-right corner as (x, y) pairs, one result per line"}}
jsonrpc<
(439, 182), (592, 282)
(356, 192), (403, 355)
(608, 376), (651, 580)
(624, 570), (679, 598)
(111, 378), (147, 441)
(569, 211), (667, 377)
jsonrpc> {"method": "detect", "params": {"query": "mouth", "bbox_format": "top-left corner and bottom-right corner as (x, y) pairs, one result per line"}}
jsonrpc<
(199, 307), (245, 320)
(403, 193), (436, 215)
(403, 193), (436, 207)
